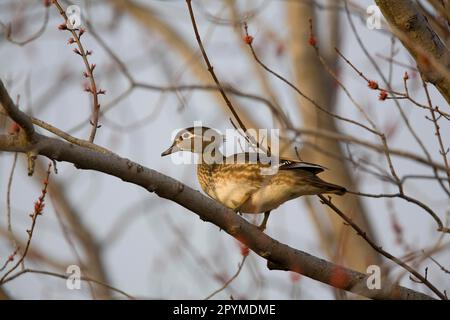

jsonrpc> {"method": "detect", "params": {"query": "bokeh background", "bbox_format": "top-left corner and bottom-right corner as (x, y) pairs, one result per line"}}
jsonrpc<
(0, 0), (449, 299)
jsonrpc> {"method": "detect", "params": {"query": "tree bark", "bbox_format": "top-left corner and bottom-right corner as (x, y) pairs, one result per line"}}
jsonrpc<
(375, 0), (450, 103)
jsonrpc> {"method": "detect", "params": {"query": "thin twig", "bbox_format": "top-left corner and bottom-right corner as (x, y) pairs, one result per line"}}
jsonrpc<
(186, 0), (247, 133)
(6, 152), (19, 250)
(428, 256), (450, 275)
(30, 115), (113, 155)
(342, 0), (450, 198)
(421, 78), (450, 189)
(185, 0), (269, 155)
(1, 268), (134, 299)
(204, 255), (248, 300)
(0, 81), (34, 140)
(1, 3), (50, 46)
(318, 195), (447, 300)
(242, 23), (378, 135)
(52, 0), (102, 143)
(0, 163), (52, 283)
(346, 190), (449, 233)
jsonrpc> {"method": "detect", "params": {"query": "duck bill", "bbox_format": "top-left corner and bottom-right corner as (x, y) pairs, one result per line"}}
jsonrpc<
(161, 144), (177, 157)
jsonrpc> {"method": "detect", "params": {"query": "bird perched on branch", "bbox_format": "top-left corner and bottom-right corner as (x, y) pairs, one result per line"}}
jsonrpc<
(162, 126), (346, 231)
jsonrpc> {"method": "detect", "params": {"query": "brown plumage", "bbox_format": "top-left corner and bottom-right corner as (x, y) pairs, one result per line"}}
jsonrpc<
(162, 127), (346, 215)
(197, 154), (345, 213)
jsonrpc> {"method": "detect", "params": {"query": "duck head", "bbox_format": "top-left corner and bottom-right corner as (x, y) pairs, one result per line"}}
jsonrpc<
(161, 126), (224, 157)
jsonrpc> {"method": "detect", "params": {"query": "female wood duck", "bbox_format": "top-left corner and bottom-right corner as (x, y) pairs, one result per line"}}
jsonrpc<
(162, 126), (346, 230)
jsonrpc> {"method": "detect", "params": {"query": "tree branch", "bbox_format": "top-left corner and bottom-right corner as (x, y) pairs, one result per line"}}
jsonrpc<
(0, 79), (436, 300)
(0, 131), (436, 299)
(0, 81), (35, 140)
(375, 0), (450, 103)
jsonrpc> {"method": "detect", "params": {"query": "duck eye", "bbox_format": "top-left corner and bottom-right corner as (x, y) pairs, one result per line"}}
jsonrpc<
(181, 132), (191, 140)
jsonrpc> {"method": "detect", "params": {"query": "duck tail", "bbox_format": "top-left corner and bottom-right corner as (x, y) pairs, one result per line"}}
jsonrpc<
(329, 184), (347, 195)
(313, 179), (346, 196)
(322, 182), (346, 195)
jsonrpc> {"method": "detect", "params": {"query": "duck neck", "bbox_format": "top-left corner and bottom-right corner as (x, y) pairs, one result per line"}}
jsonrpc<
(199, 148), (224, 165)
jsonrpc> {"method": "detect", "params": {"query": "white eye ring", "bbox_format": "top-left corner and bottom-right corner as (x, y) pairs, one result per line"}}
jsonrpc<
(181, 132), (191, 140)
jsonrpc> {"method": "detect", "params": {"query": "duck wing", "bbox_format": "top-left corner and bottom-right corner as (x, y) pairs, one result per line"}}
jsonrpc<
(278, 159), (325, 174)
(224, 153), (326, 174)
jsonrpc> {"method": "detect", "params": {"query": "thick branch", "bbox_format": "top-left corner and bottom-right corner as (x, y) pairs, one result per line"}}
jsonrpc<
(375, 0), (450, 103)
(0, 132), (434, 300)
(0, 79), (435, 299)
(0, 81), (34, 139)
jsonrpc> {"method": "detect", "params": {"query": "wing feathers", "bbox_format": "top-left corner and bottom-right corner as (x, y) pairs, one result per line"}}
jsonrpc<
(223, 153), (326, 174)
